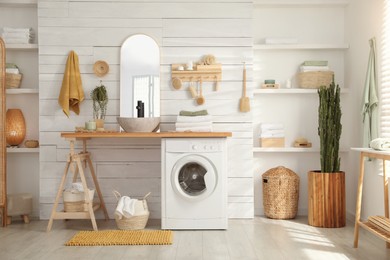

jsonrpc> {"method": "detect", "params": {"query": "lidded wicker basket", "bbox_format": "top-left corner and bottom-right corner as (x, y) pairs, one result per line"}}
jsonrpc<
(262, 166), (299, 219)
(5, 73), (22, 89)
(113, 190), (151, 230)
(297, 71), (334, 89)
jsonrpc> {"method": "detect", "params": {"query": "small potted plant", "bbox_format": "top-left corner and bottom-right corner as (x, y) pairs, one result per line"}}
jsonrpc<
(90, 81), (108, 129)
(308, 82), (346, 228)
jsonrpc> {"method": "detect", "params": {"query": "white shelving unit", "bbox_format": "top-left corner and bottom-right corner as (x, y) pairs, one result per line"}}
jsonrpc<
(253, 88), (349, 94)
(5, 44), (38, 50)
(253, 44), (349, 50)
(254, 0), (349, 7)
(7, 148), (39, 153)
(6, 88), (38, 94)
(253, 147), (349, 153)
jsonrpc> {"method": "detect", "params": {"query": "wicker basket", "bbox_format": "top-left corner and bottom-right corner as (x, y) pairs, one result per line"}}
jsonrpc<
(5, 73), (22, 89)
(297, 71), (333, 89)
(63, 189), (95, 212)
(113, 190), (151, 230)
(262, 166), (299, 219)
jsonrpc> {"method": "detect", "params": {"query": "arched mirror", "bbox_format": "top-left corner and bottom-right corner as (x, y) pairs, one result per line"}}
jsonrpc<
(120, 34), (160, 118)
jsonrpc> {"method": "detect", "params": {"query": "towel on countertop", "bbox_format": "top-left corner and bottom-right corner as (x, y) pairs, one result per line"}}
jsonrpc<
(370, 138), (390, 151)
(176, 126), (213, 132)
(179, 110), (208, 116)
(176, 115), (212, 123)
(58, 50), (84, 117)
(175, 121), (212, 128)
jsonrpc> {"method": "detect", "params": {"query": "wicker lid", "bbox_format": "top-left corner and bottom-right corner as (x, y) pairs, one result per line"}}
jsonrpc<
(262, 166), (298, 178)
(93, 60), (109, 77)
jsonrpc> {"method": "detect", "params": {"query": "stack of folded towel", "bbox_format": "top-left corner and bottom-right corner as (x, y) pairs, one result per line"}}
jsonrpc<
(175, 110), (213, 132)
(260, 123), (285, 138)
(300, 60), (330, 72)
(370, 138), (390, 151)
(2, 27), (34, 44)
(6, 63), (20, 75)
(115, 195), (137, 220)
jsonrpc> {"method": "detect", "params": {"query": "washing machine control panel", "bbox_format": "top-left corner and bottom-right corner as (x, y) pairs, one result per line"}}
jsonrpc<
(191, 142), (222, 152)
(164, 138), (225, 153)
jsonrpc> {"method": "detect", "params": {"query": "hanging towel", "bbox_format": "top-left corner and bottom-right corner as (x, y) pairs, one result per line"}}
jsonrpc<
(58, 51), (84, 117)
(179, 110), (208, 116)
(362, 38), (379, 147)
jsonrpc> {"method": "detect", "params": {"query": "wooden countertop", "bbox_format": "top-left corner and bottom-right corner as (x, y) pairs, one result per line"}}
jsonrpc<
(61, 131), (232, 139)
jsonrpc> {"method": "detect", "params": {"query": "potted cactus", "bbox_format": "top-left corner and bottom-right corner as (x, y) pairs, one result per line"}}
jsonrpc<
(308, 82), (346, 228)
(91, 81), (108, 128)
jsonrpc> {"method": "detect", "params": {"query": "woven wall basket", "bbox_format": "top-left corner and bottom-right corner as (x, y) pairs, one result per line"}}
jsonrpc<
(297, 71), (334, 89)
(262, 166), (299, 219)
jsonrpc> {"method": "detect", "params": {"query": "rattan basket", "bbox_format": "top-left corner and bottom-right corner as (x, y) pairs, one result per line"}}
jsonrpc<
(113, 190), (151, 230)
(262, 166), (299, 219)
(297, 71), (333, 89)
(63, 189), (95, 212)
(5, 73), (22, 89)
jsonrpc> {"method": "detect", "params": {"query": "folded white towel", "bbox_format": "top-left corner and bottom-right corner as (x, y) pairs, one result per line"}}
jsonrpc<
(300, 66), (330, 72)
(370, 138), (390, 151)
(175, 122), (212, 128)
(115, 196), (126, 220)
(2, 32), (33, 38)
(5, 68), (19, 74)
(261, 133), (285, 138)
(3, 27), (32, 33)
(261, 129), (285, 135)
(2, 38), (31, 44)
(71, 182), (84, 192)
(122, 196), (137, 218)
(176, 115), (212, 123)
(260, 123), (284, 130)
(176, 126), (213, 132)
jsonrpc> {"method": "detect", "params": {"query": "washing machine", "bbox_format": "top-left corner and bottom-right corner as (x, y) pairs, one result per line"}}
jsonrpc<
(161, 138), (227, 230)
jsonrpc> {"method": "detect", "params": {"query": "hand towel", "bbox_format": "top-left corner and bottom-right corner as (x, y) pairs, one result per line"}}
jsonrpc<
(122, 196), (137, 218)
(3, 27), (32, 33)
(175, 121), (212, 128)
(71, 182), (84, 192)
(362, 38), (379, 147)
(302, 60), (328, 66)
(58, 51), (84, 117)
(370, 138), (390, 151)
(115, 196), (126, 220)
(2, 38), (31, 44)
(176, 115), (212, 123)
(300, 66), (330, 72)
(179, 110), (208, 116)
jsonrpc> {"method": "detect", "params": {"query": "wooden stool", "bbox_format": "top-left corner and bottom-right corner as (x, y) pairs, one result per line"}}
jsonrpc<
(7, 193), (32, 224)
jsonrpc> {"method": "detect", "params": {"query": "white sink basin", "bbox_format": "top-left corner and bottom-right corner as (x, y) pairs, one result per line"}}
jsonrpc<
(117, 117), (160, 132)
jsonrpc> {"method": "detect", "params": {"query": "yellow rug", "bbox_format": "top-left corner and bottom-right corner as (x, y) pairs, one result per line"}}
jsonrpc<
(65, 230), (173, 246)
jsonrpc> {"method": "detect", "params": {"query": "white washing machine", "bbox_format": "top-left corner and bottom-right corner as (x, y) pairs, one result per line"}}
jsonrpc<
(161, 138), (227, 230)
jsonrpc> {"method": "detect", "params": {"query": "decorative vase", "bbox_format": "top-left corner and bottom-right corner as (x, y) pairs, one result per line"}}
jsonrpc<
(95, 119), (104, 129)
(6, 109), (26, 147)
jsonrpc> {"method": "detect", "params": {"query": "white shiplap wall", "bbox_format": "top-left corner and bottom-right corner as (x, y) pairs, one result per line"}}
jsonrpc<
(38, 0), (254, 219)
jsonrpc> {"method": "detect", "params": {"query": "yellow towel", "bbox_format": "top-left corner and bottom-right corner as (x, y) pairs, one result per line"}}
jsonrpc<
(58, 50), (84, 117)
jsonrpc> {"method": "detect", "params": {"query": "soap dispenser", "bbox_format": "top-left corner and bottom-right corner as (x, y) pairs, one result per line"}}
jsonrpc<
(136, 100), (144, 118)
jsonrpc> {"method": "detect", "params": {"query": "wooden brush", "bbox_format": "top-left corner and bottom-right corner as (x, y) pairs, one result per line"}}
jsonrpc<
(239, 62), (250, 112)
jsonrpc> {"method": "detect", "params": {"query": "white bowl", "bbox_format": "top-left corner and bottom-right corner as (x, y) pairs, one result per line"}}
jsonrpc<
(117, 117), (160, 132)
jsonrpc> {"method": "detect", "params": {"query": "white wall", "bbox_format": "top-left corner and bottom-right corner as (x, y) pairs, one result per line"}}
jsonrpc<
(38, 0), (254, 219)
(345, 0), (385, 220)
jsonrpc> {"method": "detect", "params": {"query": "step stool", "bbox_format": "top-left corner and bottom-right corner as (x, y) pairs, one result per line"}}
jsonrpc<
(7, 193), (32, 224)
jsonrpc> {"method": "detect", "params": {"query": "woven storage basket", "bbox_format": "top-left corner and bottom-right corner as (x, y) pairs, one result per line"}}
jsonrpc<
(5, 73), (22, 89)
(63, 189), (95, 212)
(297, 71), (333, 89)
(262, 166), (299, 219)
(113, 190), (151, 230)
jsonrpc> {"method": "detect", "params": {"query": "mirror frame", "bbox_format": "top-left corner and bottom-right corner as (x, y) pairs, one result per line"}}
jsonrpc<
(120, 34), (160, 118)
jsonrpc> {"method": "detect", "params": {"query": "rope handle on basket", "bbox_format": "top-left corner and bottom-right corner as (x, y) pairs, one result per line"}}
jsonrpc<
(112, 190), (121, 201)
(143, 192), (151, 200)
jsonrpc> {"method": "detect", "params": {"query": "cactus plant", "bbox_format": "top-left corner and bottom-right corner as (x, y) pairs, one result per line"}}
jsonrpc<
(318, 82), (342, 173)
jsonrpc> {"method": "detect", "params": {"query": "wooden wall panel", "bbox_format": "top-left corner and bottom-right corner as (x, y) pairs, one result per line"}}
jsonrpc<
(38, 0), (253, 219)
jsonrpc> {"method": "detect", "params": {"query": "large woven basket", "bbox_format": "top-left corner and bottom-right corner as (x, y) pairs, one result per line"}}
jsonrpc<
(297, 71), (333, 89)
(262, 166), (299, 219)
(5, 73), (22, 89)
(113, 191), (151, 230)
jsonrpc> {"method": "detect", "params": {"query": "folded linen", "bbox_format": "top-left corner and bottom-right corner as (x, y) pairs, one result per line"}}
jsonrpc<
(261, 130), (285, 136)
(370, 138), (390, 151)
(176, 115), (212, 123)
(176, 126), (213, 132)
(302, 60), (328, 66)
(175, 122), (212, 128)
(260, 123), (284, 130)
(3, 27), (32, 33)
(2, 38), (31, 44)
(115, 196), (137, 219)
(260, 133), (285, 138)
(2, 32), (33, 38)
(5, 68), (19, 74)
(300, 66), (330, 72)
(179, 110), (208, 116)
(71, 182), (84, 192)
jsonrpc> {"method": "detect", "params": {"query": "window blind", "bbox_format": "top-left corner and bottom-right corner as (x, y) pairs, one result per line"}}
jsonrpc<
(381, 0), (390, 137)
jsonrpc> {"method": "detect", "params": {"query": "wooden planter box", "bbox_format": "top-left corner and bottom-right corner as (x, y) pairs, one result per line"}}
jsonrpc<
(308, 171), (346, 228)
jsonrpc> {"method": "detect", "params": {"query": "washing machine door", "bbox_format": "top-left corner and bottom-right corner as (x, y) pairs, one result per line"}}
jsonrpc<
(171, 154), (217, 201)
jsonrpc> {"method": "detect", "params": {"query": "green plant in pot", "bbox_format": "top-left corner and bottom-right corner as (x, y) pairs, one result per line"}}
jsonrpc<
(308, 82), (346, 228)
(90, 81), (108, 129)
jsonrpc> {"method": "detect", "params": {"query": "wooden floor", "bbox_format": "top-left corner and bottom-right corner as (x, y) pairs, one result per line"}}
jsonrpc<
(1, 216), (390, 260)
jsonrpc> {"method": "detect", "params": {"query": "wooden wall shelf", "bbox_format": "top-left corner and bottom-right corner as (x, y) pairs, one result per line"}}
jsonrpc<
(171, 63), (222, 84)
